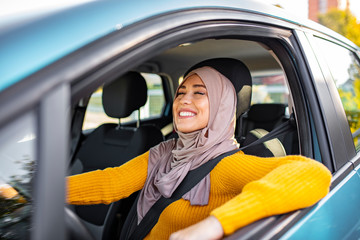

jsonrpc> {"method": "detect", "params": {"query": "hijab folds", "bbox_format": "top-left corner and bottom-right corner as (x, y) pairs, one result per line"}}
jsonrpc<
(137, 66), (239, 223)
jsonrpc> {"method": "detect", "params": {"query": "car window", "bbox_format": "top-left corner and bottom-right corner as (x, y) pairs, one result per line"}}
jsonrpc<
(83, 73), (165, 130)
(251, 71), (290, 117)
(0, 112), (37, 239)
(251, 72), (289, 105)
(315, 37), (360, 151)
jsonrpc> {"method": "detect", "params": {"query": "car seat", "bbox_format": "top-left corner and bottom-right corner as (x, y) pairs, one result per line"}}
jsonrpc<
(240, 103), (287, 136)
(184, 58), (286, 157)
(239, 103), (297, 155)
(71, 71), (164, 240)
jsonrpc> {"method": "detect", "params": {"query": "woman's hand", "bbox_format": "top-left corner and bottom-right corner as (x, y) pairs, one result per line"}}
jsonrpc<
(169, 216), (224, 240)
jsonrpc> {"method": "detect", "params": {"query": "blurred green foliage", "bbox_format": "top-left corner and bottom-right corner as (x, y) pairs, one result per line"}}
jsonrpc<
(319, 8), (360, 47)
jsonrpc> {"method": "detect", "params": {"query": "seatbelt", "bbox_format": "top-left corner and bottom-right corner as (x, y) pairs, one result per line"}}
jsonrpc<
(70, 106), (86, 164)
(121, 148), (239, 240)
(121, 117), (295, 240)
(241, 116), (295, 150)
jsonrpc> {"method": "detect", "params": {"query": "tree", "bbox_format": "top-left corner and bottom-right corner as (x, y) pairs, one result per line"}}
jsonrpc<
(319, 9), (360, 147)
(318, 8), (360, 47)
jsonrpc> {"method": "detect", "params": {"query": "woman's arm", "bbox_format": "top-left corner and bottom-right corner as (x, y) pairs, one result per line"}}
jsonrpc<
(171, 154), (331, 239)
(210, 155), (331, 235)
(67, 151), (149, 205)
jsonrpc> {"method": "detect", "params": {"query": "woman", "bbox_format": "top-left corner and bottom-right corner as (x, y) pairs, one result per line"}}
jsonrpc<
(68, 67), (331, 239)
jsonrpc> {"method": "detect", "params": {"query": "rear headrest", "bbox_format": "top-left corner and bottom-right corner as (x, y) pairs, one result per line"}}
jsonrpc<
(184, 58), (252, 118)
(247, 104), (286, 122)
(102, 72), (147, 118)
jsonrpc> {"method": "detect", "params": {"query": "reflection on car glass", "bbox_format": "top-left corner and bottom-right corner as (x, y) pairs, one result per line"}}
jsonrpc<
(0, 112), (36, 239)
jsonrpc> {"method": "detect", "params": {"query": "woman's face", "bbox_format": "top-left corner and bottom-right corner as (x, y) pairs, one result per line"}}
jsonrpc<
(173, 74), (210, 133)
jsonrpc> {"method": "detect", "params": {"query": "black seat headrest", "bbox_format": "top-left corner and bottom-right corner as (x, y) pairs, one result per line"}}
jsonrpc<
(184, 58), (252, 118)
(102, 72), (147, 119)
(247, 104), (286, 122)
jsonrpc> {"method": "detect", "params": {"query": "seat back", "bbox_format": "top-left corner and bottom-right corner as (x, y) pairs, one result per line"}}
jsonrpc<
(239, 103), (299, 156)
(241, 103), (287, 137)
(72, 72), (164, 240)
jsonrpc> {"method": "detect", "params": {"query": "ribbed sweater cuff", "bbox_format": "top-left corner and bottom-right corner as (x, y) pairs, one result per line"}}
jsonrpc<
(210, 192), (266, 235)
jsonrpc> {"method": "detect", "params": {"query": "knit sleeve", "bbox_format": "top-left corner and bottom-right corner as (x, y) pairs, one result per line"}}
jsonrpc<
(67, 151), (149, 205)
(210, 154), (332, 235)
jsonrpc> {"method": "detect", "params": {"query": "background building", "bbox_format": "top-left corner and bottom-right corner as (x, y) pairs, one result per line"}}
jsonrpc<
(309, 0), (350, 21)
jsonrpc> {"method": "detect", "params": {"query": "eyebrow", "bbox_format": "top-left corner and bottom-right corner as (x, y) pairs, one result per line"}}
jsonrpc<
(179, 84), (206, 89)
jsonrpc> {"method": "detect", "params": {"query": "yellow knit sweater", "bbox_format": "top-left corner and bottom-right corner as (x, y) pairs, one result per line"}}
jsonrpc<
(67, 151), (331, 239)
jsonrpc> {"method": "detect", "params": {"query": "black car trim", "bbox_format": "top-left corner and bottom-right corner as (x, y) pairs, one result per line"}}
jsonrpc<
(293, 30), (336, 171)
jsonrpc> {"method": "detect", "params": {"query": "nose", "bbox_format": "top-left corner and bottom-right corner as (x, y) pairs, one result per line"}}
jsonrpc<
(179, 92), (192, 104)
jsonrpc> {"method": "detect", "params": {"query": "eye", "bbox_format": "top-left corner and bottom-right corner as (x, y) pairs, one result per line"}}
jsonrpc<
(195, 91), (206, 95)
(176, 91), (185, 97)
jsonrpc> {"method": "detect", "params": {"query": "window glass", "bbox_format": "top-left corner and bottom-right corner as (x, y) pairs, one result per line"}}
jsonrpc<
(315, 37), (360, 151)
(251, 71), (289, 105)
(180, 71), (289, 107)
(0, 112), (37, 239)
(83, 73), (165, 130)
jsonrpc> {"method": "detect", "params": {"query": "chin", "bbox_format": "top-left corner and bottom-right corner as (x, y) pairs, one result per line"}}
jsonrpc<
(177, 126), (204, 133)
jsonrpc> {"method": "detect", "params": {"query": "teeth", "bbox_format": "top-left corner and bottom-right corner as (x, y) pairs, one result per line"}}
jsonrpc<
(179, 111), (195, 117)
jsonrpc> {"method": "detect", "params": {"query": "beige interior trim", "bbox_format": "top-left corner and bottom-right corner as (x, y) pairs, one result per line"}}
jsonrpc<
(250, 128), (286, 157)
(161, 123), (173, 136)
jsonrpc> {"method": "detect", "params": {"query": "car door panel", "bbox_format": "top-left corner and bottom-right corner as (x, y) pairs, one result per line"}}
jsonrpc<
(281, 169), (360, 239)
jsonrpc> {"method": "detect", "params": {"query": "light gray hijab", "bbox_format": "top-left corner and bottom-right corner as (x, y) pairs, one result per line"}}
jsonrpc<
(136, 66), (238, 223)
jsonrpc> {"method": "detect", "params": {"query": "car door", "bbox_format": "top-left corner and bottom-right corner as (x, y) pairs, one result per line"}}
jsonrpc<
(276, 29), (360, 239)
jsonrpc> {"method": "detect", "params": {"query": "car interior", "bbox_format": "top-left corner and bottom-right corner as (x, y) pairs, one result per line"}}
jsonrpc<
(67, 38), (300, 240)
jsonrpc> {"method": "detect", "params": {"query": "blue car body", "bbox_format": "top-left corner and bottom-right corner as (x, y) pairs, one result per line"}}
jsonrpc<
(0, 0), (351, 92)
(1, 1), (360, 240)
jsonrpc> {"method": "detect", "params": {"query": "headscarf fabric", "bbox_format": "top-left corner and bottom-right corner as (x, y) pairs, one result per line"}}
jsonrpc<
(136, 66), (239, 223)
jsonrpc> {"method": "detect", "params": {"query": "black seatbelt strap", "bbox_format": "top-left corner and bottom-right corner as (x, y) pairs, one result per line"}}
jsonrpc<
(70, 106), (86, 164)
(122, 148), (240, 240)
(122, 117), (296, 240)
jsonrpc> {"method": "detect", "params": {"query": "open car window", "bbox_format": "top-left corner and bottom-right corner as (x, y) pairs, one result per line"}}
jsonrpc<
(252, 72), (288, 105)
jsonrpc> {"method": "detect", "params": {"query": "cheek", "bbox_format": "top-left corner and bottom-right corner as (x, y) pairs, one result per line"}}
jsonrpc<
(172, 100), (178, 116)
(198, 99), (210, 120)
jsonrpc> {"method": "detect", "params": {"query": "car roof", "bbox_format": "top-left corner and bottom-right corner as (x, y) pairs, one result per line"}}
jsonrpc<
(0, 0), (356, 93)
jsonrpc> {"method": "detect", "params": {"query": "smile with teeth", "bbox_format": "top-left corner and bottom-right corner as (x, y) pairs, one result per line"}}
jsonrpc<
(179, 111), (196, 117)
